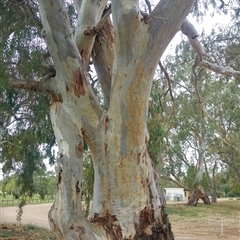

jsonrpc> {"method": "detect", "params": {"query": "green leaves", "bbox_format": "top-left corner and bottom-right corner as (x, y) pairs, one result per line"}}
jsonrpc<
(147, 13), (240, 194)
(0, 1), (55, 197)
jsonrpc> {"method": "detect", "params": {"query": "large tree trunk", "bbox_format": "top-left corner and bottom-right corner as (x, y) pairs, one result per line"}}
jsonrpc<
(43, 1), (194, 239)
(11, 0), (194, 239)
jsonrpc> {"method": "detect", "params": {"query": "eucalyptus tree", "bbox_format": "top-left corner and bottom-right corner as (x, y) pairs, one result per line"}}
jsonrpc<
(148, 12), (240, 204)
(160, 16), (240, 204)
(3, 0), (240, 240)
(192, 23), (240, 183)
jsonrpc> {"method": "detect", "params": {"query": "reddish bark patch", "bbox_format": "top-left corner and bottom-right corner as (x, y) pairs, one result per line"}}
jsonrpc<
(137, 152), (141, 163)
(91, 213), (122, 240)
(105, 115), (110, 133)
(104, 143), (108, 156)
(139, 205), (153, 229)
(51, 94), (62, 103)
(75, 142), (83, 158)
(94, 17), (114, 49)
(81, 128), (85, 135)
(66, 85), (70, 92)
(72, 68), (85, 97)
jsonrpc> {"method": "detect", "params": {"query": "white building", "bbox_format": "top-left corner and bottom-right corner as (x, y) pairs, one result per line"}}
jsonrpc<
(165, 188), (186, 201)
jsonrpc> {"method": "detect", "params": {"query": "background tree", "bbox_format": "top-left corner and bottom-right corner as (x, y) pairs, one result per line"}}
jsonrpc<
(0, 0), (55, 201)
(1, 174), (21, 198)
(33, 170), (57, 200)
(147, 11), (240, 205)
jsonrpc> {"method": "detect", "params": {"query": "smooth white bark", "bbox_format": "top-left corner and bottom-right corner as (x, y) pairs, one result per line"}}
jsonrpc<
(25, 0), (195, 239)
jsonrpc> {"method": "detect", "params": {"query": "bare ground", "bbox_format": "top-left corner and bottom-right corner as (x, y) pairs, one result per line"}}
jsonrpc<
(0, 201), (239, 240)
(0, 203), (51, 230)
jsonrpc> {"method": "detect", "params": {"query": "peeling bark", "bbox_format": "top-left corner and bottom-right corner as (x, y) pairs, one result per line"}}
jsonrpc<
(72, 68), (85, 97)
(11, 0), (197, 239)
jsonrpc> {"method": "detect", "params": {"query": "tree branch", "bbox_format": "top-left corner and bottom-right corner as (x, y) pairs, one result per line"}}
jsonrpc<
(199, 60), (240, 75)
(74, 0), (108, 68)
(9, 73), (61, 101)
(180, 19), (240, 76)
(180, 18), (206, 61)
(145, 0), (152, 13)
(158, 61), (176, 123)
(161, 175), (189, 190)
(94, 6), (112, 33)
(39, 0), (105, 159)
(147, 1), (195, 64)
(227, 55), (240, 68)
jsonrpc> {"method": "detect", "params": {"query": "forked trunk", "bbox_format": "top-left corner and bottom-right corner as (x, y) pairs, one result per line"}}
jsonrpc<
(186, 187), (211, 206)
(36, 0), (195, 239)
(48, 101), (174, 239)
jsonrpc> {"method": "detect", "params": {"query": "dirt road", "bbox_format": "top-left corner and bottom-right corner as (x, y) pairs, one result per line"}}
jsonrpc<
(0, 203), (239, 240)
(0, 203), (52, 229)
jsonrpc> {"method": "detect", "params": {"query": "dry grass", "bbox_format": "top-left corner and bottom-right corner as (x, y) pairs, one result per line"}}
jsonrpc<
(0, 224), (55, 240)
(166, 199), (240, 239)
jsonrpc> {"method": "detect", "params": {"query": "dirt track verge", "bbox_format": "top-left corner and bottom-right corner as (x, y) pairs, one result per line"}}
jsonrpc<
(1, 202), (239, 240)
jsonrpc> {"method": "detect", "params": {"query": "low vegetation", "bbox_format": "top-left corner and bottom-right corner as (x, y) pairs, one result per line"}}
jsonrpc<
(166, 200), (240, 218)
(0, 224), (54, 240)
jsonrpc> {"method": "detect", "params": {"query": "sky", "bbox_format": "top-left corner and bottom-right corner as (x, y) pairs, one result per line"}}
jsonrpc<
(162, 6), (232, 60)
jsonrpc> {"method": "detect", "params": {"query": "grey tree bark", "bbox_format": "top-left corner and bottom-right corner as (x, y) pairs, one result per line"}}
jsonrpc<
(10, 0), (195, 239)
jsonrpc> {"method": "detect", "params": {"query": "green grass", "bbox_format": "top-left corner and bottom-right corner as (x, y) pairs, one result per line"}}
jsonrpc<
(0, 224), (55, 240)
(26, 224), (40, 230)
(0, 195), (54, 207)
(166, 200), (240, 221)
(0, 231), (13, 237)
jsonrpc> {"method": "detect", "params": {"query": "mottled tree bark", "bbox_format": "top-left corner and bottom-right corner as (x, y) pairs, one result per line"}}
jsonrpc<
(11, 0), (195, 239)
